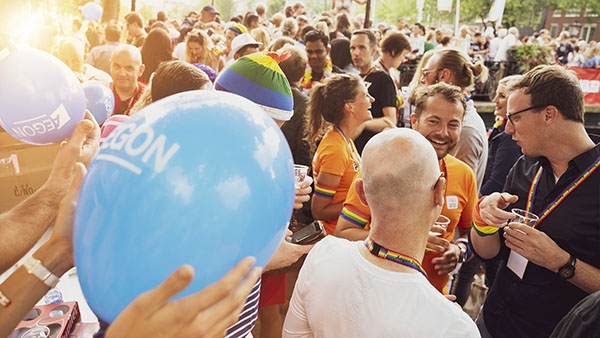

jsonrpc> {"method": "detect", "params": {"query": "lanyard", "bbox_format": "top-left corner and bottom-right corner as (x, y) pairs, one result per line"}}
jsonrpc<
(526, 155), (600, 227)
(336, 127), (361, 172)
(364, 238), (427, 278)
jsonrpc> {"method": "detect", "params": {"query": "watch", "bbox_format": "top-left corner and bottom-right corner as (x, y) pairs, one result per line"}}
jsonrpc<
(24, 256), (60, 288)
(557, 255), (576, 280)
(457, 243), (468, 263)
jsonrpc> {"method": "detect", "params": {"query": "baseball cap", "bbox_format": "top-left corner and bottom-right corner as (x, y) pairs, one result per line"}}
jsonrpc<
(201, 5), (219, 15)
(230, 33), (262, 57)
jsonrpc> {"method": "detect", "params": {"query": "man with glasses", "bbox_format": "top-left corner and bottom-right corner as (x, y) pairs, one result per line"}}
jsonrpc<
(351, 29), (398, 154)
(471, 65), (600, 337)
(300, 30), (343, 93)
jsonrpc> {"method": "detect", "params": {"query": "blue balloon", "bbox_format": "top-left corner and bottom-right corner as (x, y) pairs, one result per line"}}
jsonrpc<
(81, 2), (102, 21)
(0, 48), (86, 145)
(82, 81), (114, 125)
(74, 90), (295, 323)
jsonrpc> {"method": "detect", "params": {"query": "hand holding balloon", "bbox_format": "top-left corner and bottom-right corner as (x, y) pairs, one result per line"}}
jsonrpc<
(106, 258), (262, 338)
(74, 91), (295, 323)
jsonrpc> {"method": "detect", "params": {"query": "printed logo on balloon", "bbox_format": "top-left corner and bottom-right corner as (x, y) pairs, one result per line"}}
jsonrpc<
(0, 48), (86, 145)
(74, 90), (295, 323)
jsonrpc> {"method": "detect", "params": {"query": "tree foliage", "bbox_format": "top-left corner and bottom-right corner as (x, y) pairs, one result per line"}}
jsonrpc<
(374, 0), (598, 31)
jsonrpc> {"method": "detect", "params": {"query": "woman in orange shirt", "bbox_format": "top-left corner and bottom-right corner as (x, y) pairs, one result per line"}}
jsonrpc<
(307, 74), (374, 235)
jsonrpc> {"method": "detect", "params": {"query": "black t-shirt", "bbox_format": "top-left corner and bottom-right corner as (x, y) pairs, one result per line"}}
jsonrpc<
(480, 143), (600, 338)
(354, 70), (396, 154)
(281, 89), (311, 167)
(556, 42), (574, 64)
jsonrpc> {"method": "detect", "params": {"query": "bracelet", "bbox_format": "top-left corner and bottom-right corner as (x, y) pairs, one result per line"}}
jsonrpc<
(0, 290), (10, 307)
(455, 238), (473, 261)
(472, 221), (500, 237)
(24, 256), (60, 288)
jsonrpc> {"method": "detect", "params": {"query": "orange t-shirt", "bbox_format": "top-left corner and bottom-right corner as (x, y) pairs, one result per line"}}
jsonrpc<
(312, 129), (360, 234)
(339, 155), (478, 293)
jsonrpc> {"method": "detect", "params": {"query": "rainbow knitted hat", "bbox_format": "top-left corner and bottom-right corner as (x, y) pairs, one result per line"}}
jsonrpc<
(227, 22), (248, 35)
(215, 53), (293, 121)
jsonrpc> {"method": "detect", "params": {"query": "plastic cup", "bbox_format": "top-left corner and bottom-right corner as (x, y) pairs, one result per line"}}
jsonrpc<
(294, 164), (309, 188)
(510, 208), (539, 227)
(429, 214), (450, 237)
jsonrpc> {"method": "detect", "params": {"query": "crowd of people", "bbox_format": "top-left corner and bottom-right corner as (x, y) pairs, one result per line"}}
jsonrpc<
(1, 1), (600, 337)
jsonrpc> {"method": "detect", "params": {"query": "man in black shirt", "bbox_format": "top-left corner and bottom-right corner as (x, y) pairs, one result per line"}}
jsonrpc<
(471, 65), (600, 338)
(350, 29), (397, 154)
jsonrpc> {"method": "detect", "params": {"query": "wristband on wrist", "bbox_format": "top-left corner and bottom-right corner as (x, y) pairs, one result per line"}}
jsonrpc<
(473, 195), (501, 236)
(24, 256), (60, 288)
(472, 221), (500, 236)
(454, 238), (473, 261)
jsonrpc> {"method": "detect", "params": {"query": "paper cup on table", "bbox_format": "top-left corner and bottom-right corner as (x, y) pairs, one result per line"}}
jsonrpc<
(510, 208), (539, 227)
(294, 164), (309, 188)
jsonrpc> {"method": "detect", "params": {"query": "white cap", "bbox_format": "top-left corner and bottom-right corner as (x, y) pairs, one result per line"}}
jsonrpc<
(229, 33), (262, 58)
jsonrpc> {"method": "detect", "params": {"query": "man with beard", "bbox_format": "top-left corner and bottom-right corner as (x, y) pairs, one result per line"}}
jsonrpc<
(335, 83), (478, 295)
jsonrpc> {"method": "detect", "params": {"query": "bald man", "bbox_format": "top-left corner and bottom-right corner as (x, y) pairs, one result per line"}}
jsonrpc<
(109, 45), (146, 116)
(283, 128), (478, 337)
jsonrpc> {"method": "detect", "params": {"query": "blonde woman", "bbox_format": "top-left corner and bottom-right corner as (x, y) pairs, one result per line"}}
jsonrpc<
(184, 29), (225, 72)
(251, 27), (270, 51)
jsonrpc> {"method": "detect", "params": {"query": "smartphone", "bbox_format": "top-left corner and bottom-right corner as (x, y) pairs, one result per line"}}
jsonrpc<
(287, 220), (326, 245)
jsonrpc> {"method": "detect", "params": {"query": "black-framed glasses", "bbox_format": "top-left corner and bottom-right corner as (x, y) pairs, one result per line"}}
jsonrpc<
(506, 105), (546, 124)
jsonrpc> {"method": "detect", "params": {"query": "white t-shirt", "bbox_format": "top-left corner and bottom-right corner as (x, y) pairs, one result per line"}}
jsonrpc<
(494, 34), (517, 62)
(283, 236), (480, 338)
(172, 42), (186, 61)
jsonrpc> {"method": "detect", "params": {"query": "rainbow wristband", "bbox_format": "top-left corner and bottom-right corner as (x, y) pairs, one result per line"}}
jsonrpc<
(472, 221), (500, 237)
(314, 182), (336, 199)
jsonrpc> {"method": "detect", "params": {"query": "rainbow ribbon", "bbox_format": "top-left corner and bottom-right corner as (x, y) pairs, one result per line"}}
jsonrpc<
(526, 155), (600, 227)
(364, 238), (427, 278)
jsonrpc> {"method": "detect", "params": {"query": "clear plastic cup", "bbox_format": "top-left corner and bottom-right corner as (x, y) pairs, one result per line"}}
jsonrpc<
(429, 214), (450, 237)
(294, 164), (309, 188)
(510, 208), (539, 227)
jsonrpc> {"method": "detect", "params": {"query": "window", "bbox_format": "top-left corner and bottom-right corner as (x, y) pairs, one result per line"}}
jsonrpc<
(585, 6), (599, 17)
(564, 8), (581, 17)
(580, 24), (597, 41)
(550, 24), (559, 38)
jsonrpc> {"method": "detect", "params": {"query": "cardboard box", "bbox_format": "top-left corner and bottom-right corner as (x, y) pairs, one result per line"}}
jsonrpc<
(0, 130), (60, 213)
(10, 301), (81, 338)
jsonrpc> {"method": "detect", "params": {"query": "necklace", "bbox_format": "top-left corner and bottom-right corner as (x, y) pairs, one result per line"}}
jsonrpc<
(364, 238), (427, 277)
(526, 155), (600, 227)
(360, 65), (378, 80)
(336, 126), (360, 172)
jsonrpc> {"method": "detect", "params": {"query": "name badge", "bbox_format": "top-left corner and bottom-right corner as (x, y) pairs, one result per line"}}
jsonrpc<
(446, 196), (459, 209)
(507, 250), (528, 279)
